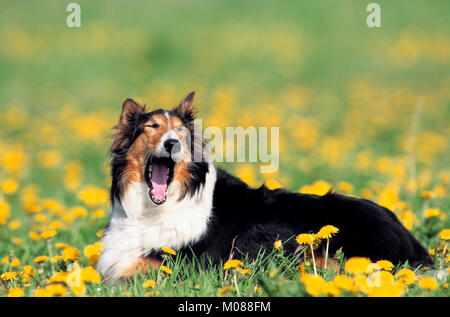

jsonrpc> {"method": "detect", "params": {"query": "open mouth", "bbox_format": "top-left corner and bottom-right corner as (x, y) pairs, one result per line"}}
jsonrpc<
(144, 156), (175, 205)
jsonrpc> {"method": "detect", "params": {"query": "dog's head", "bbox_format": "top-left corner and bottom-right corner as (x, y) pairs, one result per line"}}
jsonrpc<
(110, 92), (208, 206)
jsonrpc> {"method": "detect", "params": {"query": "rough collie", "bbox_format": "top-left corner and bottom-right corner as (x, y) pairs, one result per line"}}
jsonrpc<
(97, 92), (433, 281)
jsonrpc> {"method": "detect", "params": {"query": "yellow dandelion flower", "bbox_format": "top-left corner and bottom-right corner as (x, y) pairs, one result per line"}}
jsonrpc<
(418, 277), (439, 290)
(423, 208), (443, 219)
(420, 190), (434, 199)
(10, 258), (21, 267)
(81, 266), (101, 283)
(33, 255), (50, 263)
(7, 287), (24, 297)
(8, 220), (21, 230)
(78, 186), (108, 207)
(0, 200), (11, 225)
(70, 206), (88, 218)
(23, 265), (36, 276)
(160, 266), (172, 274)
(395, 268), (416, 285)
(344, 257), (372, 275)
(49, 271), (69, 283)
(142, 280), (156, 288)
(299, 180), (332, 196)
(224, 259), (243, 270)
(274, 240), (282, 250)
(333, 274), (354, 292)
(1, 179), (19, 194)
(1, 272), (18, 281)
(12, 237), (22, 245)
(45, 283), (67, 297)
(34, 288), (51, 297)
(438, 229), (450, 240)
(161, 247), (176, 255)
(324, 281), (341, 296)
(91, 208), (105, 219)
(28, 232), (41, 241)
(376, 260), (394, 271)
(316, 225), (339, 240)
(62, 247), (80, 261)
(218, 285), (233, 296)
(300, 274), (327, 296)
(83, 242), (103, 266)
(369, 282), (404, 297)
(41, 230), (57, 239)
(295, 233), (316, 245)
(237, 267), (251, 275)
(337, 181), (353, 194)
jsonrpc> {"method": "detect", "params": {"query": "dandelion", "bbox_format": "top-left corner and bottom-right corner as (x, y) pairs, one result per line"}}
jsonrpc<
(41, 230), (57, 239)
(33, 256), (50, 263)
(45, 283), (67, 297)
(299, 274), (327, 296)
(28, 231), (41, 241)
(369, 282), (404, 297)
(10, 258), (21, 268)
(23, 265), (36, 276)
(142, 280), (156, 288)
(344, 257), (372, 275)
(423, 208), (444, 219)
(296, 233), (318, 275)
(316, 225), (339, 270)
(418, 277), (439, 290)
(223, 259), (243, 270)
(8, 287), (24, 297)
(8, 220), (21, 230)
(62, 246), (80, 262)
(237, 267), (251, 275)
(78, 186), (109, 207)
(1, 179), (19, 194)
(83, 242), (103, 266)
(34, 288), (51, 297)
(218, 285), (233, 296)
(160, 266), (172, 274)
(395, 268), (416, 285)
(274, 240), (282, 250)
(438, 229), (450, 240)
(1, 272), (18, 281)
(161, 247), (176, 256)
(81, 266), (101, 283)
(0, 199), (11, 225)
(375, 260), (394, 271)
(420, 190), (434, 199)
(333, 274), (354, 292)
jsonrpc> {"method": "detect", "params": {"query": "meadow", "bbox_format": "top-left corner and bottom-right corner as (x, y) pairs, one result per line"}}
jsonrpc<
(0, 0), (449, 297)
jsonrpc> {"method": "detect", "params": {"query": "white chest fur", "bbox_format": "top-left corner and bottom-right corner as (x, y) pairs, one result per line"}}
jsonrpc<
(97, 164), (217, 280)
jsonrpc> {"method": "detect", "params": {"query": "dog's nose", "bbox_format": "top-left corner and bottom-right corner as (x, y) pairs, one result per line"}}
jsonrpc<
(164, 139), (180, 153)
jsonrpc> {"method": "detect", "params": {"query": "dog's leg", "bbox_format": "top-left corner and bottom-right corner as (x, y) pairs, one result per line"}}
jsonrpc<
(121, 257), (161, 279)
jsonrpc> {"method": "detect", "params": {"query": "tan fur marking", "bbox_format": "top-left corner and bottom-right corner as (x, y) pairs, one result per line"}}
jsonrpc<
(121, 257), (161, 277)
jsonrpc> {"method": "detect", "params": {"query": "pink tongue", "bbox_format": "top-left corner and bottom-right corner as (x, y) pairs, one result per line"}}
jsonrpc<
(150, 161), (168, 201)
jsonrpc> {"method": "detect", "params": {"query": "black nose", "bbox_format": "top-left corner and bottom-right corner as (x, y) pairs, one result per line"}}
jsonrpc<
(164, 139), (180, 153)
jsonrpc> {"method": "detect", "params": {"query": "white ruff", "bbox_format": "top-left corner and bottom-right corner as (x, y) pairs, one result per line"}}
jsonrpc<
(97, 163), (217, 281)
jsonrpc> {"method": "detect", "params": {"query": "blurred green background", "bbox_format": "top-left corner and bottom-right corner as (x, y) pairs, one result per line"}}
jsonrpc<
(0, 0), (448, 228)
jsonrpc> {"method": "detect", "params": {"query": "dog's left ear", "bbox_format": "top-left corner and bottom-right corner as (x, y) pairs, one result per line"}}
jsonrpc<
(172, 91), (196, 122)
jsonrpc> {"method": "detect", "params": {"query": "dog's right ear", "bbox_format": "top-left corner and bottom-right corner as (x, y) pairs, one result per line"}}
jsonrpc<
(119, 98), (145, 126)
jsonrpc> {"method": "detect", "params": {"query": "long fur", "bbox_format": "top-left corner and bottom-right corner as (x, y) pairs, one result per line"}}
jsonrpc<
(97, 94), (433, 281)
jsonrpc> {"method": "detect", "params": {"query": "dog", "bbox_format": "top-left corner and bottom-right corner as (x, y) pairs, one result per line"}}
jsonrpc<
(97, 92), (433, 281)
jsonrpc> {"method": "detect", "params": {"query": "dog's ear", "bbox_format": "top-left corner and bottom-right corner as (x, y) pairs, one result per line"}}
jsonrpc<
(111, 99), (145, 153)
(172, 92), (196, 122)
(119, 98), (145, 126)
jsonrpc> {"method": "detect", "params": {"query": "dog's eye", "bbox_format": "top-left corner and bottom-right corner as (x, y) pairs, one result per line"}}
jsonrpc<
(146, 123), (160, 129)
